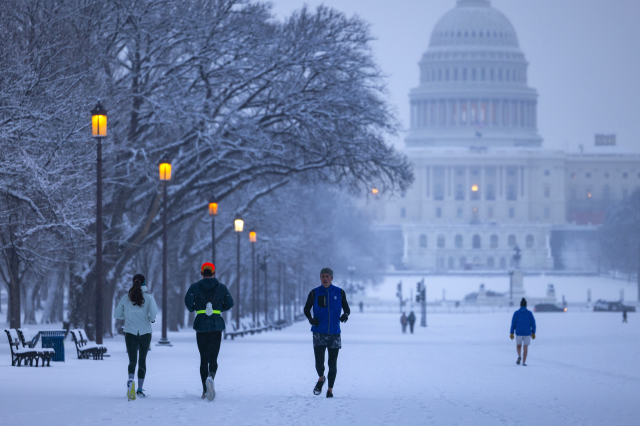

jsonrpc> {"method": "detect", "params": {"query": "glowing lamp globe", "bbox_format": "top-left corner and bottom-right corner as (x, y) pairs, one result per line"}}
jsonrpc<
(159, 162), (172, 181)
(91, 102), (107, 138)
(234, 218), (244, 232)
(209, 202), (218, 216)
(249, 231), (257, 243)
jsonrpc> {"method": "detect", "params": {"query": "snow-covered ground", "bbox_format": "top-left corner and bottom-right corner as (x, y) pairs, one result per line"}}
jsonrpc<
(2, 308), (639, 425)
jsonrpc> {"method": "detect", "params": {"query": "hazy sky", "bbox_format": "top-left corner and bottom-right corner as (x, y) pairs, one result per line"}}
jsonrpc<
(271, 0), (640, 153)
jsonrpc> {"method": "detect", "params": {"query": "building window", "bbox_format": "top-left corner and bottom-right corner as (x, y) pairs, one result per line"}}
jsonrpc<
(508, 235), (516, 247)
(544, 187), (550, 198)
(463, 68), (467, 81)
(605, 172), (609, 178)
(437, 235), (445, 248)
(490, 235), (498, 248)
(507, 184), (517, 200)
(623, 172), (628, 178)
(436, 207), (442, 218)
(401, 207), (406, 218)
(457, 208), (463, 218)
(459, 257), (467, 269)
(603, 185), (611, 201)
(490, 69), (494, 81)
(472, 235), (481, 249)
(544, 170), (550, 176)
(434, 183), (444, 200)
(509, 207), (515, 218)
(526, 235), (534, 248)
(472, 68), (476, 81)
(586, 172), (591, 178)
(544, 207), (550, 219)
(455, 184), (465, 200)
(500, 257), (507, 269)
(487, 257), (495, 268)
(448, 257), (455, 269)
(455, 235), (463, 249)
(419, 234), (427, 248)
(454, 68), (458, 81)
(486, 183), (495, 200)
(487, 207), (494, 218)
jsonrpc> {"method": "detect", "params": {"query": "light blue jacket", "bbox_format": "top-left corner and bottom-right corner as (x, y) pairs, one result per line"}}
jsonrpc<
(114, 286), (158, 335)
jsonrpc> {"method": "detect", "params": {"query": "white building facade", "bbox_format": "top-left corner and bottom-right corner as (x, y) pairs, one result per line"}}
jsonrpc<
(375, 0), (640, 272)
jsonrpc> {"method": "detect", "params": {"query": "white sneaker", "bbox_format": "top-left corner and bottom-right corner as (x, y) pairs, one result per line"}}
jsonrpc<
(205, 376), (215, 401)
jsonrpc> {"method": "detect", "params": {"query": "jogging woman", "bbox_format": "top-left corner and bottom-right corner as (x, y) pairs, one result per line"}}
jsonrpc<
(114, 274), (158, 400)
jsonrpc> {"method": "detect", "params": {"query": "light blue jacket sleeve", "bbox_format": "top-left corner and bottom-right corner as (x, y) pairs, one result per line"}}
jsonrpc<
(148, 295), (158, 323)
(114, 296), (125, 320)
(510, 311), (517, 334)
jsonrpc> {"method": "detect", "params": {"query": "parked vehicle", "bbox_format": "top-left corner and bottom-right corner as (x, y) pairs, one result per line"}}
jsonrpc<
(593, 300), (636, 312)
(534, 303), (566, 312)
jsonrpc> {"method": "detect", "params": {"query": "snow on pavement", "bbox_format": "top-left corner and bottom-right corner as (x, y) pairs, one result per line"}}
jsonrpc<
(1, 310), (639, 425)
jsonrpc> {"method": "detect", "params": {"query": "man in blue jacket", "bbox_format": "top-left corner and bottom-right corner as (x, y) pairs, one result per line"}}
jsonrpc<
(303, 268), (350, 398)
(510, 298), (536, 366)
(184, 262), (234, 401)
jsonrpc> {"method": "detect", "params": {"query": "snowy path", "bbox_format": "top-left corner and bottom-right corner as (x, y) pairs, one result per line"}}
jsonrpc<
(1, 311), (639, 425)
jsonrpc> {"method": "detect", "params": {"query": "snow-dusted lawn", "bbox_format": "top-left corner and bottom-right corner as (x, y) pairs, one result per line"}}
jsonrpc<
(1, 310), (638, 425)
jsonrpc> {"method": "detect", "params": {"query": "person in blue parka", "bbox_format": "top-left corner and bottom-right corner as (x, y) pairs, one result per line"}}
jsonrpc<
(510, 298), (536, 366)
(303, 268), (350, 398)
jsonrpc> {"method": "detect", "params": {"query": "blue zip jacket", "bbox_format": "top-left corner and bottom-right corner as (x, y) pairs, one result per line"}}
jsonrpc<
(510, 307), (536, 336)
(303, 284), (349, 334)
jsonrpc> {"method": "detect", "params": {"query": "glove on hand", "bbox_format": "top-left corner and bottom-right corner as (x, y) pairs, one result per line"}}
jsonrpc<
(531, 333), (536, 339)
(309, 318), (320, 326)
(340, 314), (349, 323)
(510, 333), (514, 340)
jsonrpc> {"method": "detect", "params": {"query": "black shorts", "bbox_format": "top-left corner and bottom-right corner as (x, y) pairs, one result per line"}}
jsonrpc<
(313, 332), (341, 349)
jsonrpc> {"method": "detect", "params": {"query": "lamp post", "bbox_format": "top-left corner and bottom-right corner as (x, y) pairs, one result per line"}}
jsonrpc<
(348, 265), (355, 299)
(234, 217), (244, 329)
(249, 230), (257, 324)
(158, 158), (172, 346)
(91, 101), (107, 344)
(209, 197), (218, 265)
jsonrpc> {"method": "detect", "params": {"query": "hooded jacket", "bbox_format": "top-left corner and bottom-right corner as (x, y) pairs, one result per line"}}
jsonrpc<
(510, 307), (536, 336)
(184, 277), (234, 332)
(114, 286), (158, 335)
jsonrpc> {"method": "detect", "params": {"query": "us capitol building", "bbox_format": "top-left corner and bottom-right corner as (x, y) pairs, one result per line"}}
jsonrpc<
(374, 0), (640, 272)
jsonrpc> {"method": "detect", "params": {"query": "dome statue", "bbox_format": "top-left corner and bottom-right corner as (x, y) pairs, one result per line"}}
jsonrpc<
(406, 0), (542, 148)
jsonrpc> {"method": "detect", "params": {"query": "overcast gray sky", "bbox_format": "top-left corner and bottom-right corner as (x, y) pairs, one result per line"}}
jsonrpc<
(271, 0), (640, 153)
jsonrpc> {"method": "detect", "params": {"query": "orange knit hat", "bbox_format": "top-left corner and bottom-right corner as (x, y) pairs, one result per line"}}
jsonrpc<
(201, 262), (215, 274)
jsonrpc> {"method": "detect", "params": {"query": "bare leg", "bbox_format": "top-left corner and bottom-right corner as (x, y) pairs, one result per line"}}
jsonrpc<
(523, 345), (528, 364)
(517, 344), (522, 356)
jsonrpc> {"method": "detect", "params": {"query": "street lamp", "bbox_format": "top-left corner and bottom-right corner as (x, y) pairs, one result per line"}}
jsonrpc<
(91, 101), (107, 344)
(209, 197), (218, 265)
(249, 230), (257, 324)
(234, 216), (244, 330)
(348, 265), (355, 298)
(158, 157), (172, 346)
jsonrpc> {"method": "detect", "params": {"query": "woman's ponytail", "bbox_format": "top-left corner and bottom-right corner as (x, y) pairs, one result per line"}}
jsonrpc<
(129, 274), (146, 307)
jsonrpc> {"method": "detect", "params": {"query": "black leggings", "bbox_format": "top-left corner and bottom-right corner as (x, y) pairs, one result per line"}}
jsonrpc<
(125, 332), (152, 379)
(314, 346), (340, 388)
(196, 331), (222, 392)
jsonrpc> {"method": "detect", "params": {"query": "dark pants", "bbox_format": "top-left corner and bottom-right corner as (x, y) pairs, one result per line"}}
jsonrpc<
(409, 322), (415, 333)
(314, 346), (339, 388)
(196, 331), (222, 392)
(125, 332), (152, 379)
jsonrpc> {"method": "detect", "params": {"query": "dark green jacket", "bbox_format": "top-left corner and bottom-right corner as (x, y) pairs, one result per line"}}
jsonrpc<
(184, 277), (234, 332)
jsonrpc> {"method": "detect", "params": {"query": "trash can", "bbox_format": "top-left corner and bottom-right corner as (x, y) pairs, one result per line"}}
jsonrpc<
(41, 330), (66, 362)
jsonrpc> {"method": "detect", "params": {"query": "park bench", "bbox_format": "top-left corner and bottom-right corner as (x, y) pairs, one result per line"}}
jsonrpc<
(70, 329), (106, 360)
(4, 329), (39, 367)
(77, 329), (108, 357)
(17, 329), (55, 367)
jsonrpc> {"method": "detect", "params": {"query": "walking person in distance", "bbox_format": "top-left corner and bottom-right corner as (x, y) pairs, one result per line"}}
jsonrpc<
(400, 312), (408, 333)
(114, 274), (158, 400)
(304, 268), (350, 398)
(510, 298), (536, 366)
(407, 311), (416, 334)
(184, 262), (234, 401)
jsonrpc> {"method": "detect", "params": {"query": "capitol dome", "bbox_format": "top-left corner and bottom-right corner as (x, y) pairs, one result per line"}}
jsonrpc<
(406, 0), (542, 148)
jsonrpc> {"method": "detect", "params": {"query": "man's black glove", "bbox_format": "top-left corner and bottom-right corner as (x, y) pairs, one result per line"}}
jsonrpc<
(340, 314), (349, 323)
(309, 317), (320, 326)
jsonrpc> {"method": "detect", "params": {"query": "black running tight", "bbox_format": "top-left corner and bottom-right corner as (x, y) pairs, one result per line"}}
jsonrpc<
(314, 346), (339, 388)
(196, 331), (222, 392)
(125, 332), (152, 379)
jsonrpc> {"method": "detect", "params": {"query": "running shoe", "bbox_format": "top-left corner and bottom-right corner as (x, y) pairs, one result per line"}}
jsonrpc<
(205, 376), (216, 401)
(522, 363), (527, 366)
(516, 356), (521, 365)
(127, 381), (136, 401)
(136, 390), (146, 398)
(313, 378), (325, 395)
(326, 390), (333, 398)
